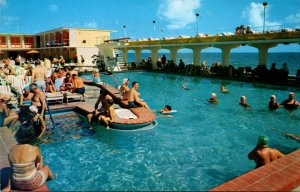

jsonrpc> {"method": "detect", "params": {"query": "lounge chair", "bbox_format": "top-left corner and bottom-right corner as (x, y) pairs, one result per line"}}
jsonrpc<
(46, 92), (64, 104)
(62, 91), (82, 103)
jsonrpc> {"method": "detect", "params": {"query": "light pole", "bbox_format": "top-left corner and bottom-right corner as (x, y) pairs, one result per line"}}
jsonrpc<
(263, 2), (268, 33)
(123, 25), (126, 37)
(195, 13), (200, 36)
(153, 20), (156, 38)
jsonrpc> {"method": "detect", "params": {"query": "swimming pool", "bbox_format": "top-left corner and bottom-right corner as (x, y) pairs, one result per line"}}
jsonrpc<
(42, 72), (300, 191)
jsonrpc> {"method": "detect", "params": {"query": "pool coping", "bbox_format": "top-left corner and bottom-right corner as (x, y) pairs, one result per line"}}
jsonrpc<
(209, 149), (300, 191)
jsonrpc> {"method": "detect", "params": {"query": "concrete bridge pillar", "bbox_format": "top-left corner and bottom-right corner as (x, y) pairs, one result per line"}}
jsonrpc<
(133, 48), (142, 64)
(151, 47), (160, 69)
(250, 43), (278, 66)
(187, 46), (210, 66)
(214, 44), (240, 66)
(121, 48), (128, 63)
(169, 47), (180, 64)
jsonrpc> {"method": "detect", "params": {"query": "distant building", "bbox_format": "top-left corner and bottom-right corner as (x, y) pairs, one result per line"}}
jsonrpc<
(0, 27), (112, 64)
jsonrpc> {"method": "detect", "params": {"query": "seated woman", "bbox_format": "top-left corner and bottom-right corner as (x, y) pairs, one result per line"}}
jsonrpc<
(268, 95), (280, 110)
(160, 104), (173, 112)
(240, 96), (250, 108)
(3, 127), (55, 191)
(208, 93), (219, 103)
(60, 72), (74, 92)
(119, 78), (130, 100)
(221, 84), (229, 93)
(45, 77), (56, 93)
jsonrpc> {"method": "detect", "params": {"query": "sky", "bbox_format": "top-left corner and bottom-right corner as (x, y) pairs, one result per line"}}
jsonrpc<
(0, 0), (300, 52)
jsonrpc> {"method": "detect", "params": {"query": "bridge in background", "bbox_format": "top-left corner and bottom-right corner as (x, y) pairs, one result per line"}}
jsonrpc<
(113, 31), (300, 68)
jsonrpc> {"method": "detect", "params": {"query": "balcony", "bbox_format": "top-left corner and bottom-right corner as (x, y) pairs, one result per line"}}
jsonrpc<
(40, 39), (70, 48)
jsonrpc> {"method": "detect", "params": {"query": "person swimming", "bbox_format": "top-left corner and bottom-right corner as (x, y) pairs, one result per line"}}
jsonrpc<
(248, 135), (284, 168)
(221, 84), (229, 93)
(160, 105), (172, 113)
(208, 93), (219, 103)
(280, 92), (300, 110)
(268, 95), (280, 110)
(240, 96), (250, 108)
(182, 84), (188, 90)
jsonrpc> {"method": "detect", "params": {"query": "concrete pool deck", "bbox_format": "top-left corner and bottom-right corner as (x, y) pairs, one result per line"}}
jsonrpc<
(210, 149), (300, 191)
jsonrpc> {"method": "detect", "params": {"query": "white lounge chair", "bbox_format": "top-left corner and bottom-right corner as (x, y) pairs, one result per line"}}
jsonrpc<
(46, 92), (64, 104)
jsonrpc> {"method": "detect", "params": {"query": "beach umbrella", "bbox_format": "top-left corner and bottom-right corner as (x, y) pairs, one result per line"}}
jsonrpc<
(26, 50), (39, 54)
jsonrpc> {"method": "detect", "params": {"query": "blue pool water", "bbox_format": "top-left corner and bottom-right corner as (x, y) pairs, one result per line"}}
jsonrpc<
(42, 72), (300, 191)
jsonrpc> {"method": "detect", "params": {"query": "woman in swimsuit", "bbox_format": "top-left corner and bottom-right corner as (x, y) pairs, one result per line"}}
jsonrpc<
(280, 92), (300, 110)
(268, 95), (280, 110)
(60, 72), (74, 91)
(3, 128), (54, 191)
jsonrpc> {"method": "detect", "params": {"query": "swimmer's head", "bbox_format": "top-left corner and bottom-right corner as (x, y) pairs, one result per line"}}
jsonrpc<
(165, 105), (172, 111)
(257, 135), (269, 146)
(289, 92), (295, 99)
(211, 93), (216, 98)
(270, 95), (276, 100)
(241, 96), (246, 101)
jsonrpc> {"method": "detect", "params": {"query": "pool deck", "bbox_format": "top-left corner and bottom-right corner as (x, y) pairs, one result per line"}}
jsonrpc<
(210, 149), (300, 191)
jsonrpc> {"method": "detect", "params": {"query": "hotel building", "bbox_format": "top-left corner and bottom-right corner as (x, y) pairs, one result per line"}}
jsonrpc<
(0, 27), (112, 64)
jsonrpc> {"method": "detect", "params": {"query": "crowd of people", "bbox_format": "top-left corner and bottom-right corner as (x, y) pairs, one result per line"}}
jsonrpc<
(205, 85), (299, 168)
(0, 54), (299, 190)
(87, 78), (151, 128)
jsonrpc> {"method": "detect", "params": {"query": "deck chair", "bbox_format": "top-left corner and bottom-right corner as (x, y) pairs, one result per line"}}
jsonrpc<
(0, 85), (15, 96)
(62, 92), (82, 104)
(46, 92), (64, 104)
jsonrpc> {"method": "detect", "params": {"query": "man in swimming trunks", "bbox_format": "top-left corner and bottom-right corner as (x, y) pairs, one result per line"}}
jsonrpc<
(72, 74), (85, 96)
(128, 81), (150, 110)
(30, 83), (47, 119)
(248, 136), (284, 168)
(31, 61), (47, 92)
(3, 129), (55, 191)
(119, 78), (130, 100)
(280, 92), (300, 110)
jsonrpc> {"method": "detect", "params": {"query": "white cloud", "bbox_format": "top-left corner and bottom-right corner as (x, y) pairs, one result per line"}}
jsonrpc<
(1, 15), (19, 25)
(242, 2), (280, 28)
(0, 0), (7, 12)
(158, 0), (201, 30)
(84, 21), (97, 29)
(48, 4), (58, 12)
(285, 12), (300, 23)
